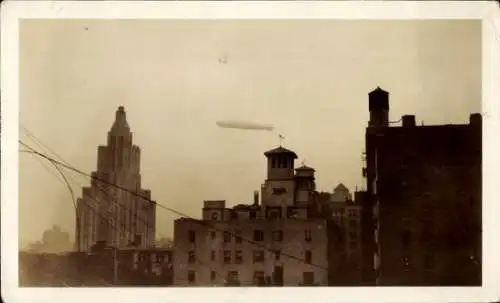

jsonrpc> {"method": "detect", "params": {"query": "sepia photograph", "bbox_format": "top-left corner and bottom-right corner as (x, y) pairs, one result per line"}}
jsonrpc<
(2, 1), (500, 303)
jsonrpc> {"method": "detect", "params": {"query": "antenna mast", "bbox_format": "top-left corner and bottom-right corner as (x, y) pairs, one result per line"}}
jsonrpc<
(278, 134), (285, 147)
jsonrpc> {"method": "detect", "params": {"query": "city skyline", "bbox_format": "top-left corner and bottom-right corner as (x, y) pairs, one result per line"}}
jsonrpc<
(19, 19), (481, 248)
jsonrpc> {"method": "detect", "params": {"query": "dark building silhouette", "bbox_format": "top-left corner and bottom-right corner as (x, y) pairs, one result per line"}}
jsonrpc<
(19, 247), (173, 287)
(362, 87), (482, 285)
(86, 243), (173, 286)
(76, 106), (156, 251)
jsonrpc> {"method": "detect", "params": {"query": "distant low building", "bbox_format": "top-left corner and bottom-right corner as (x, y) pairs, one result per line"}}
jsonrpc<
(330, 184), (352, 202)
(19, 246), (173, 287)
(26, 225), (73, 254)
(87, 243), (173, 286)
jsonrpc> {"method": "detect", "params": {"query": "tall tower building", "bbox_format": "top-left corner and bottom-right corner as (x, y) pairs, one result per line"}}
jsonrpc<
(76, 106), (156, 252)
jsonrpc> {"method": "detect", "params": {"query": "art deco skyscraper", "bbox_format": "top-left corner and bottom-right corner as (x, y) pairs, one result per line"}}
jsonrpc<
(76, 106), (156, 252)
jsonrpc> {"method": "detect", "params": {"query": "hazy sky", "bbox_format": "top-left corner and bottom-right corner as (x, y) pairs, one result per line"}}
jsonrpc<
(19, 19), (481, 247)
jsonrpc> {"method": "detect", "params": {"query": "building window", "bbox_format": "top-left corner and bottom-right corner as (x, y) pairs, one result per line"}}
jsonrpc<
(235, 230), (242, 244)
(287, 207), (298, 218)
(211, 270), (216, 281)
(223, 251), (231, 264)
(210, 231), (216, 240)
(211, 212), (219, 220)
(211, 251), (216, 261)
(254, 230), (264, 242)
(226, 271), (240, 286)
(249, 211), (257, 220)
(305, 251), (312, 264)
(188, 270), (196, 284)
(349, 231), (357, 239)
(188, 251), (196, 264)
(253, 271), (265, 286)
(224, 230), (232, 243)
(273, 188), (287, 195)
(272, 230), (283, 242)
(272, 158), (277, 168)
(268, 210), (281, 219)
(253, 251), (265, 263)
(349, 219), (357, 228)
(230, 211), (239, 220)
(348, 210), (357, 217)
(188, 230), (196, 243)
(303, 272), (314, 285)
(235, 250), (243, 264)
(275, 250), (281, 261)
(304, 229), (312, 242)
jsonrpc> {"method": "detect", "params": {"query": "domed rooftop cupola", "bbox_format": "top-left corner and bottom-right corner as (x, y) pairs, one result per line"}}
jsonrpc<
(264, 146), (298, 180)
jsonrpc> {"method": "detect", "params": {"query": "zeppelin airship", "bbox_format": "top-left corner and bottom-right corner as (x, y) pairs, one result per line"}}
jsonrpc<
(216, 120), (274, 131)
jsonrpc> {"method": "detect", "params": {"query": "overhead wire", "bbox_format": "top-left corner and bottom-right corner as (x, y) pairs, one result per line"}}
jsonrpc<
(19, 132), (233, 284)
(19, 148), (248, 286)
(20, 126), (155, 248)
(19, 139), (329, 271)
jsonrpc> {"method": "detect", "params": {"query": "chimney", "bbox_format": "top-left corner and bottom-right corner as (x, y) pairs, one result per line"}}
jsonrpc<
(402, 115), (416, 127)
(253, 191), (259, 206)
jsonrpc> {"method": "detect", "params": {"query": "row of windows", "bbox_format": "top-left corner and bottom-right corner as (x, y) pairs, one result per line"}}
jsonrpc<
(187, 270), (315, 284)
(209, 208), (314, 221)
(211, 211), (241, 221)
(271, 157), (293, 169)
(187, 250), (312, 264)
(188, 229), (313, 244)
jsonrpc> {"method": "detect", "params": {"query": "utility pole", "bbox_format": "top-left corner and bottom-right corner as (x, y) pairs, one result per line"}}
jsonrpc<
(113, 246), (118, 285)
(75, 206), (80, 252)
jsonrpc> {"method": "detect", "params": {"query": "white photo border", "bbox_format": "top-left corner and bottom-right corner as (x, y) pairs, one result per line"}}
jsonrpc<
(2, 1), (499, 303)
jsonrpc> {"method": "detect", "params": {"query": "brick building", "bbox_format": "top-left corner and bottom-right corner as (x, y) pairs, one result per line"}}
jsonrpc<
(363, 87), (482, 285)
(173, 146), (346, 286)
(76, 106), (156, 251)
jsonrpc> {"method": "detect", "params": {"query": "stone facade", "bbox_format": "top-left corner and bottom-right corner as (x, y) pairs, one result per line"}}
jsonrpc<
(173, 217), (340, 286)
(173, 146), (351, 286)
